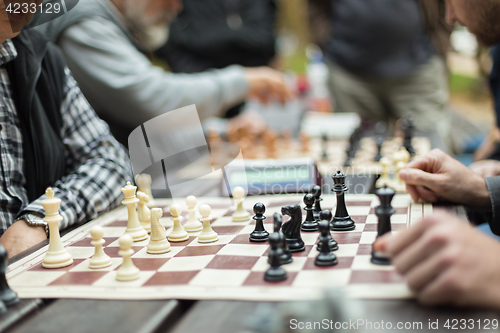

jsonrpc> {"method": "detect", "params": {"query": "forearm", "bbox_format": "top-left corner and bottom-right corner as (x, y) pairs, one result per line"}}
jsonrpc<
(59, 19), (249, 126)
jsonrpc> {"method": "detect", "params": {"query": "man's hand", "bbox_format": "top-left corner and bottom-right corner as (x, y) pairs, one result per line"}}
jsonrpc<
(244, 67), (292, 104)
(0, 219), (47, 258)
(375, 212), (500, 309)
(470, 160), (500, 178)
(399, 149), (490, 209)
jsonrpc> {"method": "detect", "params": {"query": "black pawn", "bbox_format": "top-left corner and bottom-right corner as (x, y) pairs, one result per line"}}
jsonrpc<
(316, 210), (338, 252)
(273, 213), (292, 265)
(311, 185), (323, 220)
(264, 233), (288, 282)
(315, 221), (338, 266)
(0, 244), (18, 307)
(371, 185), (395, 265)
(250, 203), (269, 242)
(331, 171), (355, 231)
(321, 133), (329, 160)
(301, 193), (318, 231)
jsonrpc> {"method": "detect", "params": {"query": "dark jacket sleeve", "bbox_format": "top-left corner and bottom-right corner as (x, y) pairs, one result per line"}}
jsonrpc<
(485, 177), (500, 235)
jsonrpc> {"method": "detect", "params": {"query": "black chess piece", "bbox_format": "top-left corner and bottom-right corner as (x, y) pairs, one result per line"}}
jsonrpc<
(374, 135), (384, 162)
(311, 185), (323, 220)
(0, 244), (18, 307)
(344, 127), (362, 167)
(331, 171), (355, 231)
(316, 210), (338, 252)
(301, 193), (318, 231)
(273, 213), (293, 265)
(315, 221), (338, 266)
(250, 202), (269, 242)
(264, 233), (288, 282)
(281, 205), (305, 252)
(371, 185), (396, 265)
(402, 115), (416, 157)
(321, 133), (329, 160)
(374, 121), (387, 162)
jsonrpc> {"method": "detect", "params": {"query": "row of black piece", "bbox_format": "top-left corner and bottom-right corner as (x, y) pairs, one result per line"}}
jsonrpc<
(249, 171), (355, 244)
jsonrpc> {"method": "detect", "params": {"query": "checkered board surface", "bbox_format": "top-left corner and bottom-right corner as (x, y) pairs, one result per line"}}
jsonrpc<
(7, 194), (431, 301)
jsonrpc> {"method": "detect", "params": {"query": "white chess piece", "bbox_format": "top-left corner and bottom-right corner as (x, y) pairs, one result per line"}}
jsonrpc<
(147, 208), (171, 254)
(375, 156), (392, 188)
(184, 196), (202, 232)
(135, 173), (155, 207)
(393, 161), (407, 193)
(399, 147), (411, 164)
(137, 191), (151, 234)
(168, 204), (189, 242)
(198, 204), (219, 243)
(42, 188), (73, 269)
(116, 234), (140, 281)
(89, 226), (112, 269)
(122, 182), (148, 242)
(232, 186), (250, 222)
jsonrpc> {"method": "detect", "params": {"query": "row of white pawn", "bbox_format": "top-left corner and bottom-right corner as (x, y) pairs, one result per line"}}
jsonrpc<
(123, 182), (220, 249)
(88, 182), (221, 281)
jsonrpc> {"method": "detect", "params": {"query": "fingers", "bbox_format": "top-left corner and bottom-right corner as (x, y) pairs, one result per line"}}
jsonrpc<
(417, 269), (460, 306)
(391, 223), (449, 276)
(414, 185), (438, 202)
(245, 67), (292, 104)
(404, 246), (456, 293)
(383, 212), (451, 257)
(399, 168), (443, 191)
(405, 184), (421, 202)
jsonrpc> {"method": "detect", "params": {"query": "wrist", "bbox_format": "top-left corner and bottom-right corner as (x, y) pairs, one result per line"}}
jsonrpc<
(15, 213), (48, 238)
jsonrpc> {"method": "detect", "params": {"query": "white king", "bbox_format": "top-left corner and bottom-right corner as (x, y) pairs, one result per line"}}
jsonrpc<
(42, 187), (73, 268)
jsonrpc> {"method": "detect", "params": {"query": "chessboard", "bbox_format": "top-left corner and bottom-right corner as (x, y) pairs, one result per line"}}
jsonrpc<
(177, 136), (431, 180)
(7, 194), (431, 301)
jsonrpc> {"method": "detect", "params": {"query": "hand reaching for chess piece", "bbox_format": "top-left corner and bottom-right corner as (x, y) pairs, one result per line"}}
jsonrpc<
(374, 211), (500, 310)
(399, 149), (490, 209)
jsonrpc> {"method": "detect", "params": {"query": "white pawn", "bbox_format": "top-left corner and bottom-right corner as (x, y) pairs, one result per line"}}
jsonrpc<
(137, 191), (151, 234)
(232, 186), (250, 222)
(135, 173), (155, 207)
(168, 204), (189, 242)
(393, 161), (407, 193)
(198, 204), (219, 243)
(375, 156), (392, 188)
(116, 234), (140, 281)
(89, 226), (112, 269)
(399, 147), (411, 164)
(122, 182), (148, 242)
(184, 196), (202, 232)
(147, 208), (171, 254)
(42, 187), (73, 269)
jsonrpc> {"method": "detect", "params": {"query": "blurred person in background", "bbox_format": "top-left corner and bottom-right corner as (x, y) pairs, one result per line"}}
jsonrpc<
(308, 0), (453, 149)
(155, 0), (277, 120)
(31, 0), (289, 145)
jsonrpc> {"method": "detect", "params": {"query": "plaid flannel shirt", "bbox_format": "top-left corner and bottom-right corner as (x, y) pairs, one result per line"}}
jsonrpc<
(0, 39), (133, 234)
